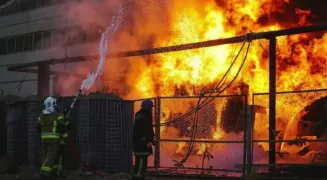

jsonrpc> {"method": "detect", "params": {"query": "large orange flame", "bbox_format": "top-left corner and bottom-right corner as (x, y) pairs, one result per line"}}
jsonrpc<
(64, 0), (327, 168)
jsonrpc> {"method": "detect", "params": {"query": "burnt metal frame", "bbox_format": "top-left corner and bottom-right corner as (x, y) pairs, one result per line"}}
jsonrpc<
(7, 24), (327, 174)
(252, 88), (327, 170)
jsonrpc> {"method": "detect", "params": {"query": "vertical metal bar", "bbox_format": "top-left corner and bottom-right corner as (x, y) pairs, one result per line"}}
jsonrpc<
(37, 63), (50, 96)
(154, 97), (161, 169)
(105, 100), (108, 171)
(130, 101), (134, 173)
(0, 89), (4, 100)
(245, 95), (255, 178)
(269, 37), (277, 171)
(242, 95), (248, 177)
(250, 94), (255, 176)
(86, 99), (90, 165)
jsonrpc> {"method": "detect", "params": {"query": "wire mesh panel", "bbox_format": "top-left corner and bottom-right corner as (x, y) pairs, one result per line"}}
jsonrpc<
(157, 95), (247, 176)
(105, 100), (134, 172)
(26, 101), (43, 167)
(252, 89), (327, 173)
(57, 97), (79, 170)
(6, 104), (27, 165)
(77, 99), (90, 167)
(78, 99), (134, 173)
(0, 101), (7, 157)
(159, 140), (244, 176)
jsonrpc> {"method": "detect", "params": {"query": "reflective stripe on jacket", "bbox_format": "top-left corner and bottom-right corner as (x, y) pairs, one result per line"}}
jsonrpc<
(41, 132), (62, 139)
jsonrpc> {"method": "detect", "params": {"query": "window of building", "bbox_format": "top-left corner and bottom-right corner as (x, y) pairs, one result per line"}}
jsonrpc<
(0, 0), (68, 17)
(15, 35), (25, 52)
(84, 25), (94, 42)
(51, 29), (63, 47)
(24, 34), (34, 51)
(43, 31), (52, 49)
(34, 33), (42, 50)
(81, 30), (87, 43)
(7, 37), (15, 53)
(0, 39), (7, 54)
(35, 0), (51, 8)
(67, 26), (84, 45)
(0, 23), (102, 55)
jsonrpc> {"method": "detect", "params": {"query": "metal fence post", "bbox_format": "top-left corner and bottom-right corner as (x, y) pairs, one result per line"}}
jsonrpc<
(242, 95), (248, 177)
(246, 95), (254, 178)
(269, 37), (277, 172)
(154, 97), (161, 169)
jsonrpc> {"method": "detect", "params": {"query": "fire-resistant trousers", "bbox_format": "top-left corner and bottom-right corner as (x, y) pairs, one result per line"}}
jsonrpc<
(40, 142), (60, 180)
(53, 144), (65, 177)
(133, 153), (149, 180)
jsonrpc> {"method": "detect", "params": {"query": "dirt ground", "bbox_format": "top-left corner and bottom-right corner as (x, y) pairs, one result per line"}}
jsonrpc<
(0, 167), (237, 180)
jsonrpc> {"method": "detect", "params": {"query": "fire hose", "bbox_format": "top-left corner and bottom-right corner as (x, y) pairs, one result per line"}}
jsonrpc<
(63, 89), (105, 178)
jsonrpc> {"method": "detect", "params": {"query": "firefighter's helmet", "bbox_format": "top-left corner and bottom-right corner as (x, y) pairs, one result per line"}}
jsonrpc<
(44, 96), (57, 108)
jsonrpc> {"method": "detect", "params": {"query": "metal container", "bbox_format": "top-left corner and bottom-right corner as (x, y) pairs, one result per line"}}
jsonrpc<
(78, 99), (134, 173)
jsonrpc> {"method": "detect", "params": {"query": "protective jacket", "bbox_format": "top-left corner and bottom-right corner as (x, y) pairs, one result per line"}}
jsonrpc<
(36, 112), (67, 179)
(36, 113), (67, 143)
(133, 109), (154, 155)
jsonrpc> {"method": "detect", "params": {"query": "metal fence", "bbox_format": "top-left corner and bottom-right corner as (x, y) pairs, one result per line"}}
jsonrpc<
(6, 101), (27, 165)
(3, 97), (134, 174)
(135, 95), (248, 177)
(3, 90), (327, 178)
(251, 89), (327, 176)
(0, 101), (7, 158)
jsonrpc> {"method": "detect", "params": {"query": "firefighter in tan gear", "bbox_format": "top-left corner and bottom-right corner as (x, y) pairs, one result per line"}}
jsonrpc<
(53, 129), (68, 177)
(132, 100), (155, 180)
(54, 122), (70, 177)
(36, 97), (69, 180)
(53, 106), (72, 178)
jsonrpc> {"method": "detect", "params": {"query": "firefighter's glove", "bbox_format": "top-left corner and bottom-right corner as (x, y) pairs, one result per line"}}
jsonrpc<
(64, 120), (71, 127)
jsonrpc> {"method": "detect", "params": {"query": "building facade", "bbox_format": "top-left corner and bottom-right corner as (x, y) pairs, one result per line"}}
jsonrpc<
(0, 0), (104, 98)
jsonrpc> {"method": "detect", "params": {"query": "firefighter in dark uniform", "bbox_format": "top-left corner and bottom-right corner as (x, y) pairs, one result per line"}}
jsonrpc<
(36, 97), (69, 180)
(133, 100), (155, 180)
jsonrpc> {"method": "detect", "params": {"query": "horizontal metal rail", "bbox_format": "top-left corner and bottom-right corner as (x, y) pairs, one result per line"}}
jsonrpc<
(159, 94), (246, 99)
(151, 166), (243, 173)
(159, 139), (244, 143)
(133, 97), (156, 101)
(7, 24), (327, 72)
(253, 139), (327, 143)
(252, 164), (327, 167)
(253, 88), (327, 95)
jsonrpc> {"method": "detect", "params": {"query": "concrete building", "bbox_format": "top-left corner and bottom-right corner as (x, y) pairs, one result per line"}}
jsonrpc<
(0, 0), (104, 98)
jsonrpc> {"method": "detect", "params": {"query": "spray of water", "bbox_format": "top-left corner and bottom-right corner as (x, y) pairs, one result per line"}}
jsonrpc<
(80, 1), (129, 91)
